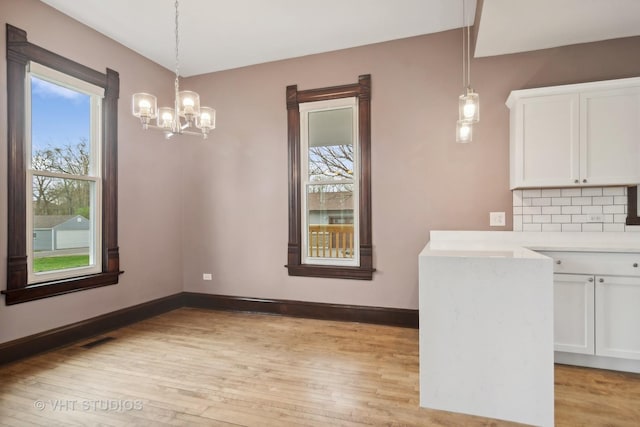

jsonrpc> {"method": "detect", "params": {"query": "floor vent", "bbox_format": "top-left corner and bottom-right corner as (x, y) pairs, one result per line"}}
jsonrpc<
(81, 336), (115, 349)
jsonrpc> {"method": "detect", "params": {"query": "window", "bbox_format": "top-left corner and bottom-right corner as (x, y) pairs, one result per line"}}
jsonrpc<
(27, 63), (103, 283)
(301, 98), (358, 266)
(286, 75), (374, 280)
(4, 24), (121, 305)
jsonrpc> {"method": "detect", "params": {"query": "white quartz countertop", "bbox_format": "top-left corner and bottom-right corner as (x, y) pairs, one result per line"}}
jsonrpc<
(423, 231), (640, 255)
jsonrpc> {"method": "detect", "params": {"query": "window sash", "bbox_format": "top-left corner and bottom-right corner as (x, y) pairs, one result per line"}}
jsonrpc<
(300, 98), (359, 267)
(24, 64), (103, 284)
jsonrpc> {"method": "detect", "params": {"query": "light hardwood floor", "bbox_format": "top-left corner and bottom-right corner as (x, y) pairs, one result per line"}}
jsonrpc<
(0, 308), (639, 426)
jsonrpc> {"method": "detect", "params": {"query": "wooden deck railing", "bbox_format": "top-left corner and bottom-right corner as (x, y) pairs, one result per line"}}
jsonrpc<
(308, 224), (354, 258)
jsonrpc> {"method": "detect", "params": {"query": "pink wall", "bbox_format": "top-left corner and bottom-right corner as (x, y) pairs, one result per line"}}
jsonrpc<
(181, 32), (640, 309)
(1, 0), (640, 343)
(0, 0), (184, 343)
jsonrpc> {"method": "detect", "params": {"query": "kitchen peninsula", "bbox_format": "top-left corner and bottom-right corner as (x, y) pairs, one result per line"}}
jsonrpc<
(419, 231), (640, 427)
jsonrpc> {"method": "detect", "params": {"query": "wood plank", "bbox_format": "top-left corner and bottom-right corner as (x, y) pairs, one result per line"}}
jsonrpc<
(1, 308), (639, 426)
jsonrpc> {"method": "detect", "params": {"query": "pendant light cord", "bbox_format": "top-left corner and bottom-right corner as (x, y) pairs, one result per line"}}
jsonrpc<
(461, 0), (466, 89)
(467, 0), (471, 90)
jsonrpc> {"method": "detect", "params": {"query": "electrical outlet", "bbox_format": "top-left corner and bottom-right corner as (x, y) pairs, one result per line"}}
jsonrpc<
(586, 214), (604, 223)
(202, 273), (212, 281)
(490, 212), (506, 227)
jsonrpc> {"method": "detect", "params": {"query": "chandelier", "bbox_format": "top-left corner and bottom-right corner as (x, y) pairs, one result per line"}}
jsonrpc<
(132, 0), (215, 139)
(456, 0), (479, 143)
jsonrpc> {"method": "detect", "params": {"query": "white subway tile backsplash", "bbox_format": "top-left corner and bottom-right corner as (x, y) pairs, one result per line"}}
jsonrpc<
(614, 196), (627, 205)
(542, 206), (561, 215)
(561, 206), (582, 214)
(513, 186), (630, 232)
(582, 223), (603, 232)
(603, 187), (625, 196)
(592, 196), (613, 205)
(614, 214), (627, 223)
(513, 190), (523, 207)
(523, 189), (541, 197)
(572, 214), (587, 223)
(582, 205), (603, 214)
(523, 207), (542, 215)
(572, 197), (592, 206)
(582, 188), (602, 196)
(531, 198), (551, 206)
(625, 225), (640, 232)
(513, 216), (523, 231)
(542, 223), (562, 232)
(532, 215), (551, 223)
(603, 205), (625, 214)
(552, 215), (571, 223)
(562, 223), (582, 232)
(561, 188), (582, 197)
(541, 189), (561, 197)
(522, 223), (542, 232)
(604, 223), (625, 232)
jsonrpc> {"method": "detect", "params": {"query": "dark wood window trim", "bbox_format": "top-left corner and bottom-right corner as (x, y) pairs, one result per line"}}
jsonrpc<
(285, 75), (374, 280)
(3, 24), (122, 305)
(627, 186), (640, 226)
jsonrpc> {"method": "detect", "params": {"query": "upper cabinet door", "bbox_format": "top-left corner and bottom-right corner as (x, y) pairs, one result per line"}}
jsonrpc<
(510, 94), (579, 189)
(507, 78), (640, 189)
(580, 87), (640, 186)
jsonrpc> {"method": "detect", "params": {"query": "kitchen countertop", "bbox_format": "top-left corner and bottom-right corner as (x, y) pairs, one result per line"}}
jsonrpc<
(425, 231), (640, 254)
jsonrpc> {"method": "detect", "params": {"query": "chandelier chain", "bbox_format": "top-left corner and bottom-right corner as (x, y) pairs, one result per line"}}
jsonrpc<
(174, 0), (180, 93)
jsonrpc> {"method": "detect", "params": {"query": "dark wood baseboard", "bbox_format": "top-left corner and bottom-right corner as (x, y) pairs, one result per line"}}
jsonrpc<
(0, 293), (183, 365)
(0, 292), (417, 365)
(183, 293), (418, 329)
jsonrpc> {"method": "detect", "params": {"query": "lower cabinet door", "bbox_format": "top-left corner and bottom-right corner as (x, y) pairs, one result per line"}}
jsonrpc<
(554, 274), (595, 354)
(595, 275), (640, 360)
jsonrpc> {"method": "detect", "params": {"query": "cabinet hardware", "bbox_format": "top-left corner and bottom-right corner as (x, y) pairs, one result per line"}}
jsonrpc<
(556, 260), (562, 265)
(588, 277), (594, 282)
(574, 179), (579, 184)
(634, 263), (638, 268)
(582, 179), (587, 183)
(599, 278), (605, 283)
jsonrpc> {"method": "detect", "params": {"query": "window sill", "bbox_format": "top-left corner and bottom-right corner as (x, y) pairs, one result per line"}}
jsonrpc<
(2, 271), (123, 305)
(285, 264), (375, 280)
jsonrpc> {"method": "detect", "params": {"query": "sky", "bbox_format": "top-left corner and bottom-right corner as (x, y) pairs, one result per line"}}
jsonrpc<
(30, 76), (90, 154)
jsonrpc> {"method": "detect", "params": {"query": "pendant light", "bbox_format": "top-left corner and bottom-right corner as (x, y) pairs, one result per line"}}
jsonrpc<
(132, 0), (216, 139)
(456, 0), (479, 143)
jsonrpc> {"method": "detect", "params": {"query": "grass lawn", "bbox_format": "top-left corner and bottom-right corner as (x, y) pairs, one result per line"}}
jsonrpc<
(33, 255), (90, 272)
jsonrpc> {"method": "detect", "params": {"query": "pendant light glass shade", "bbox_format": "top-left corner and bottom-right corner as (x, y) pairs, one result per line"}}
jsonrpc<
(157, 107), (175, 129)
(459, 88), (479, 123)
(456, 119), (473, 143)
(132, 93), (157, 129)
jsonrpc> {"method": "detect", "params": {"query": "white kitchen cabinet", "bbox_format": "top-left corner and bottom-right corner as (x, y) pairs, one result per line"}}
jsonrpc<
(543, 250), (640, 371)
(553, 274), (594, 354)
(595, 275), (640, 360)
(507, 78), (640, 189)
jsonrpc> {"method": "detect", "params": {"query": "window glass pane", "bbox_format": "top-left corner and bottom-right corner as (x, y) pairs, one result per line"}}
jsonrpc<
(32, 176), (95, 273)
(31, 76), (92, 175)
(308, 108), (353, 182)
(307, 184), (354, 259)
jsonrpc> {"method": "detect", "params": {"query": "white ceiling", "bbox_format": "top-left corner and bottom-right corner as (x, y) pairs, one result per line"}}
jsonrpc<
(40, 0), (640, 77)
(475, 0), (640, 57)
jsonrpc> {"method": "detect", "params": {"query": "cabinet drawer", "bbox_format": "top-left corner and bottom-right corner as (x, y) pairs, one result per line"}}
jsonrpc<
(540, 251), (640, 276)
